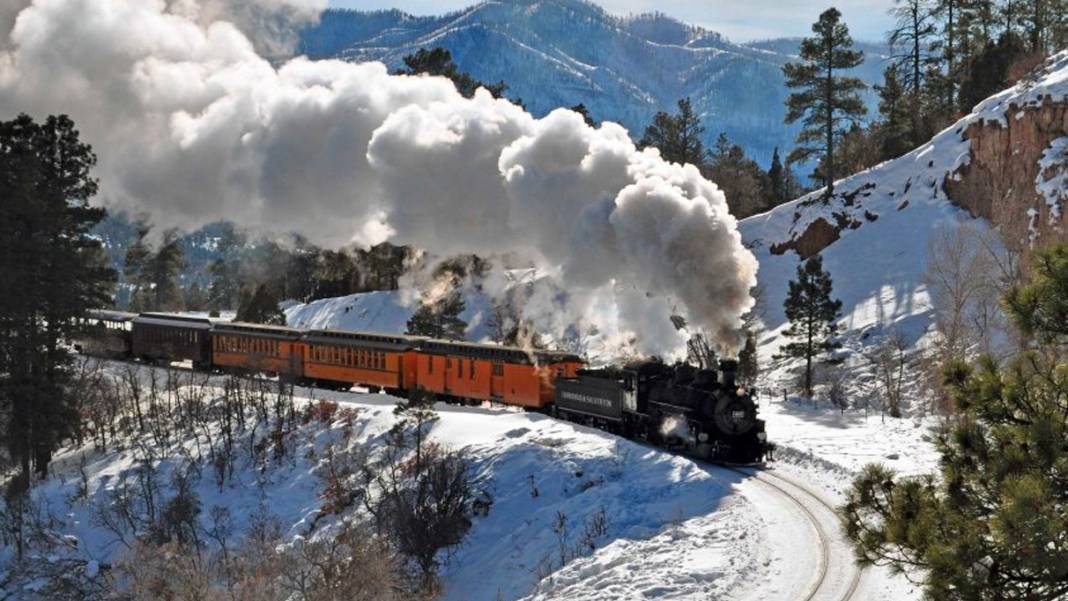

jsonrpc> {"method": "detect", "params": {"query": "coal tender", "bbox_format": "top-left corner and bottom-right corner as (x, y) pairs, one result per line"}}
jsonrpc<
(553, 359), (768, 463)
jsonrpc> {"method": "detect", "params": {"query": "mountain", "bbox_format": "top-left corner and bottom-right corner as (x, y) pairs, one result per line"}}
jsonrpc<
(297, 0), (889, 167)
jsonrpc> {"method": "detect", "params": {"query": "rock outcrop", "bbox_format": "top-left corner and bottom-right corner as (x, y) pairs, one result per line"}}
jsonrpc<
(946, 97), (1068, 254)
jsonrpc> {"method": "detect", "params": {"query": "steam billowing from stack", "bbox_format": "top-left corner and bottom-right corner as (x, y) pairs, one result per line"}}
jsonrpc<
(0, 0), (758, 357)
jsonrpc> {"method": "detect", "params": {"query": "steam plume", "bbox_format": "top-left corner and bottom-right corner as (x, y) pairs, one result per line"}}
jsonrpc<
(0, 0), (757, 357)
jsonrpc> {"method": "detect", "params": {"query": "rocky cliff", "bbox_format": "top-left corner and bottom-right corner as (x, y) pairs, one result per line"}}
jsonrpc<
(947, 98), (1068, 253)
(747, 50), (1068, 263)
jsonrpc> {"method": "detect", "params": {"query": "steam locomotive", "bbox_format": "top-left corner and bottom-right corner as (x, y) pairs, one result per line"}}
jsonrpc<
(554, 360), (767, 463)
(76, 310), (768, 463)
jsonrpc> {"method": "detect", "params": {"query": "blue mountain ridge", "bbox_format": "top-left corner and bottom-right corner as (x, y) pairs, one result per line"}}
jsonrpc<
(298, 0), (890, 167)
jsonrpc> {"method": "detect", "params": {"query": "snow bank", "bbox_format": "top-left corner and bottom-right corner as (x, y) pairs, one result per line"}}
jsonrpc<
(16, 366), (770, 601)
(284, 289), (493, 341)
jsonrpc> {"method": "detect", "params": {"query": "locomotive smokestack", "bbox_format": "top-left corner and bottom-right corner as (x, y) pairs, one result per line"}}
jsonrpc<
(718, 359), (738, 389)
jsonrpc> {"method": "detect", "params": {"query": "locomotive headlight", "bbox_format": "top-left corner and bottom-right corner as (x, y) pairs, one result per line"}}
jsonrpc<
(736, 387), (746, 397)
(698, 432), (709, 442)
(757, 432), (767, 442)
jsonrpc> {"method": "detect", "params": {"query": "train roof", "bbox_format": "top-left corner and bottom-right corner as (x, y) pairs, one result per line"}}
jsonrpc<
(212, 321), (303, 340)
(418, 338), (582, 365)
(304, 328), (425, 351)
(87, 309), (138, 322)
(134, 313), (215, 330)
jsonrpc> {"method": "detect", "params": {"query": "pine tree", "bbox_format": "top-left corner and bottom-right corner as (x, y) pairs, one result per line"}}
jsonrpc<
(184, 281), (207, 311)
(875, 66), (914, 160)
(398, 47), (508, 99)
(737, 330), (760, 387)
(705, 132), (772, 218)
(843, 243), (1068, 600)
(569, 103), (597, 127)
(148, 229), (186, 312)
(767, 147), (787, 207)
(123, 226), (152, 311)
(776, 255), (842, 398)
(959, 31), (1028, 111)
(783, 8), (867, 197)
(889, 0), (940, 146)
(124, 227), (187, 311)
(406, 292), (467, 340)
(638, 97), (707, 167)
(0, 114), (116, 492)
(235, 283), (286, 326)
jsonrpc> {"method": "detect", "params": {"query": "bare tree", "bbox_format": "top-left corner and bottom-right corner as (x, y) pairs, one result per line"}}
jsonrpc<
(924, 221), (1002, 360)
(869, 330), (910, 418)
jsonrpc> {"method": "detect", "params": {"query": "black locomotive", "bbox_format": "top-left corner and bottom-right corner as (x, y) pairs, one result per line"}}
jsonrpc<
(553, 359), (767, 463)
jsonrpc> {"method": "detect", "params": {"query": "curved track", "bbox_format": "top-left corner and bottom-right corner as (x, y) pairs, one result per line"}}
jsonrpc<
(728, 466), (864, 601)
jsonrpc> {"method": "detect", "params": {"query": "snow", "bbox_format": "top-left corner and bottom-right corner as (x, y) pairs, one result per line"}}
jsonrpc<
(284, 289), (495, 341)
(5, 359), (932, 601)
(1037, 136), (1068, 224)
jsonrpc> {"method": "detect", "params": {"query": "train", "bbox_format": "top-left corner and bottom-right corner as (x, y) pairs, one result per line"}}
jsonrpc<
(75, 309), (768, 463)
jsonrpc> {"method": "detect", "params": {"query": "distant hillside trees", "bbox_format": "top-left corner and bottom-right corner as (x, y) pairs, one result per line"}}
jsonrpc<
(639, 100), (805, 216)
(639, 97), (708, 167)
(782, 7), (868, 197)
(0, 114), (116, 523)
(844, 243), (1068, 600)
(235, 284), (286, 326)
(775, 255), (843, 399)
(855, 0), (1067, 168)
(397, 47), (508, 99)
(124, 227), (187, 312)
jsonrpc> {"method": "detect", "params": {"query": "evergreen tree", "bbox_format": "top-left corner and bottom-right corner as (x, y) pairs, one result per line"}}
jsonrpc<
(184, 281), (207, 311)
(570, 103), (597, 127)
(958, 32), (1028, 111)
(206, 224), (245, 310)
(235, 283), (286, 326)
(147, 229), (186, 312)
(933, 0), (966, 109)
(705, 132), (772, 218)
(124, 227), (187, 311)
(782, 8), (867, 196)
(831, 122), (883, 178)
(889, 0), (940, 145)
(1003, 243), (1068, 343)
(843, 243), (1068, 600)
(775, 255), (842, 398)
(875, 66), (914, 160)
(767, 147), (787, 206)
(737, 330), (760, 388)
(0, 114), (116, 490)
(638, 97), (707, 167)
(397, 47), (508, 99)
(122, 226), (152, 310)
(406, 292), (467, 340)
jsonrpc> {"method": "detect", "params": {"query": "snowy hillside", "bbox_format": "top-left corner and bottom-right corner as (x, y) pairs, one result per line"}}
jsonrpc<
(9, 362), (932, 600)
(298, 0), (889, 166)
(741, 50), (1068, 402)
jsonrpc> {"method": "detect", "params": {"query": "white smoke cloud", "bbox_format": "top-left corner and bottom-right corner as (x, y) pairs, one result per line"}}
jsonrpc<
(0, 0), (758, 357)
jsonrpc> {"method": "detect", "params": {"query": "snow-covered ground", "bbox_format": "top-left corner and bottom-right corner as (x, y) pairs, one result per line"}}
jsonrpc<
(11, 364), (934, 601)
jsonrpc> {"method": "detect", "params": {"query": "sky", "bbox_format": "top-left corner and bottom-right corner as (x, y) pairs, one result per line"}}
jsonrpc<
(325, 0), (898, 43)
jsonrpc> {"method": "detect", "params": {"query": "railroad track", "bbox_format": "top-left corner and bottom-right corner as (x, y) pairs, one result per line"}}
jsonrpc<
(727, 466), (864, 601)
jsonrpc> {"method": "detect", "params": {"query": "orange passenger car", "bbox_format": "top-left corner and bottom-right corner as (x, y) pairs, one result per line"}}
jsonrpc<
(211, 322), (305, 377)
(302, 329), (423, 392)
(413, 340), (583, 408)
